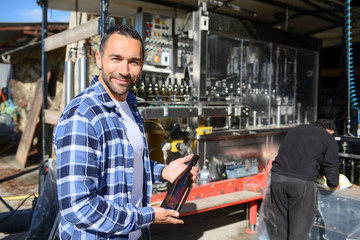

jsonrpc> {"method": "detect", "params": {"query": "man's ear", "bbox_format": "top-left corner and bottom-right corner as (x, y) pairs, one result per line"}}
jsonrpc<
(95, 51), (102, 69)
(326, 129), (335, 135)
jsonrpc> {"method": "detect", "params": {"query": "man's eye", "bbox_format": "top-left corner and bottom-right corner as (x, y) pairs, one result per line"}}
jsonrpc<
(130, 61), (140, 65)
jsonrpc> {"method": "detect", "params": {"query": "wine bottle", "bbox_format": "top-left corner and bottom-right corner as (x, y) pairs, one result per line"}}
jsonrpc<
(138, 77), (147, 100)
(167, 78), (173, 101)
(160, 78), (167, 101)
(153, 76), (160, 100)
(146, 76), (154, 101)
(173, 78), (179, 96)
(160, 154), (199, 212)
(131, 82), (138, 97)
(179, 79), (185, 102)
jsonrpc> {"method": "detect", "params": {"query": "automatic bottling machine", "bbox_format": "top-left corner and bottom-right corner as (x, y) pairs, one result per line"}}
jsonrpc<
(122, 9), (321, 230)
(124, 7), (320, 179)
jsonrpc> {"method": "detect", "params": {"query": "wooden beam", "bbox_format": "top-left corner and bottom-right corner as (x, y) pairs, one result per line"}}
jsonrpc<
(15, 72), (51, 168)
(44, 17), (99, 52)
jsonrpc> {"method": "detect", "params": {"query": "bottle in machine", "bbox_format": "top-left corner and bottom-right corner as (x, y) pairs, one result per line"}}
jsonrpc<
(167, 78), (174, 101)
(160, 77), (167, 101)
(160, 154), (199, 212)
(146, 76), (154, 101)
(153, 76), (159, 100)
(173, 78), (179, 96)
(184, 69), (191, 99)
(179, 79), (185, 101)
(339, 158), (345, 174)
(138, 76), (147, 101)
(131, 82), (138, 97)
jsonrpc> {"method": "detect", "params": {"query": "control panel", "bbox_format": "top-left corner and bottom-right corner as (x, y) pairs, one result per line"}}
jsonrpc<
(125, 12), (173, 68)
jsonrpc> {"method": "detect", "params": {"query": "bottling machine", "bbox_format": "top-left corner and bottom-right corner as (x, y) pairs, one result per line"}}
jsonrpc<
(123, 7), (319, 176)
(122, 7), (321, 231)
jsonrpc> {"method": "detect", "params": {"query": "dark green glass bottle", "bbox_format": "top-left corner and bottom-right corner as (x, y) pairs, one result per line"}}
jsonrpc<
(147, 77), (154, 101)
(160, 154), (199, 212)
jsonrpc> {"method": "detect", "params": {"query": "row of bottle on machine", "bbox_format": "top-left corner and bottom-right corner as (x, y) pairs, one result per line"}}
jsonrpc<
(339, 157), (360, 185)
(131, 75), (192, 102)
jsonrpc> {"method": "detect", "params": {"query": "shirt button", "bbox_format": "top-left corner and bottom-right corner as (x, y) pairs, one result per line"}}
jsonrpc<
(115, 107), (118, 111)
(130, 167), (134, 172)
(128, 191), (131, 196)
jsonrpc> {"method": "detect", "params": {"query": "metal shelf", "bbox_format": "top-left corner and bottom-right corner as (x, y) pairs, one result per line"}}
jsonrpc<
(138, 102), (249, 119)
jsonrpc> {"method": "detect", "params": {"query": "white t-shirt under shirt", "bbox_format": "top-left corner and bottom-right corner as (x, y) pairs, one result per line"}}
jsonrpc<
(115, 100), (144, 240)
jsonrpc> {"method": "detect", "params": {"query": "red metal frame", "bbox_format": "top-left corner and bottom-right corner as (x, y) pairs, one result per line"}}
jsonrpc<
(152, 168), (269, 204)
(151, 160), (273, 234)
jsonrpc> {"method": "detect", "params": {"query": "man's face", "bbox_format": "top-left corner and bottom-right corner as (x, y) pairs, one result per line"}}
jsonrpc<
(96, 34), (144, 101)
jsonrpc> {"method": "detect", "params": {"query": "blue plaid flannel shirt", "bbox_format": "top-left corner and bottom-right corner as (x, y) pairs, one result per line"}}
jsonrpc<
(53, 76), (166, 240)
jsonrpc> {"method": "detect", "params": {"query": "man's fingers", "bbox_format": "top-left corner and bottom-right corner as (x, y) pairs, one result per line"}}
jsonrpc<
(165, 210), (183, 224)
(169, 218), (184, 224)
(166, 209), (180, 217)
(153, 206), (184, 224)
(179, 154), (194, 164)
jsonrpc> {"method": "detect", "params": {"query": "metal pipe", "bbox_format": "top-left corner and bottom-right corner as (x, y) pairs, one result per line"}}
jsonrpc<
(78, 47), (89, 93)
(64, 51), (75, 106)
(40, 0), (49, 194)
(100, 0), (109, 38)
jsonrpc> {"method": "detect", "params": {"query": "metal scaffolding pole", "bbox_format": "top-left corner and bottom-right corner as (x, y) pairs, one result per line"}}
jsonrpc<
(40, 0), (49, 192)
(100, 0), (110, 39)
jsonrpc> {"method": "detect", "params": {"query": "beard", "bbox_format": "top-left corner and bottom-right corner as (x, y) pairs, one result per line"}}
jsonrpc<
(101, 70), (136, 99)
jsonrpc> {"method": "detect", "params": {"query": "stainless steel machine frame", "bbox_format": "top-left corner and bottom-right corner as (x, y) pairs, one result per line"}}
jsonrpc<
(125, 7), (320, 178)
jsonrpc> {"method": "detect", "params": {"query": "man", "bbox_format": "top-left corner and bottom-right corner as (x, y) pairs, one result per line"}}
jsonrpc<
(266, 119), (340, 240)
(53, 25), (198, 240)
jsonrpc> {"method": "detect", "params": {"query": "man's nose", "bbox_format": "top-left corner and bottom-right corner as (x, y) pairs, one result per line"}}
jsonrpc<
(119, 61), (129, 76)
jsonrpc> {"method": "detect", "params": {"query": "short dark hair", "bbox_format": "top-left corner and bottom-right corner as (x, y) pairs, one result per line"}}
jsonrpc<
(99, 25), (144, 59)
(315, 119), (337, 135)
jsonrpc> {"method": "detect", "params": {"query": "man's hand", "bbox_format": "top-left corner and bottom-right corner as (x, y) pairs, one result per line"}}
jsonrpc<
(152, 206), (184, 224)
(329, 183), (341, 191)
(161, 154), (199, 184)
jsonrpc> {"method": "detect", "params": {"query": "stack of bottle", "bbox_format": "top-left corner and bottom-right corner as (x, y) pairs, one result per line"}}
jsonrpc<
(131, 74), (192, 102)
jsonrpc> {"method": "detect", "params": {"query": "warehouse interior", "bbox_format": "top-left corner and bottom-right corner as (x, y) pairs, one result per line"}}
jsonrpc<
(0, 0), (360, 239)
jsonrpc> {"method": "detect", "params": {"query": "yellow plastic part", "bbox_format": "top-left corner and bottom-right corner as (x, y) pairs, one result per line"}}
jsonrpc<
(170, 140), (184, 152)
(195, 126), (213, 136)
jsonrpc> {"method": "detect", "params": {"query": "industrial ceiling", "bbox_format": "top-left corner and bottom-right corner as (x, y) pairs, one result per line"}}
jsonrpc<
(45, 0), (360, 49)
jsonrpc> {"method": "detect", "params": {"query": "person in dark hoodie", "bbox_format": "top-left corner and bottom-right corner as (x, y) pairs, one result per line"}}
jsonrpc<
(269, 119), (340, 240)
